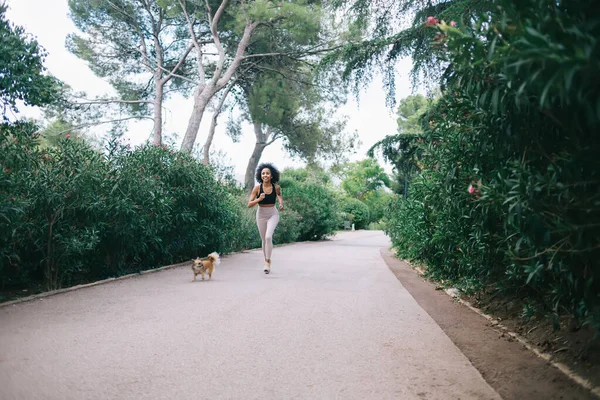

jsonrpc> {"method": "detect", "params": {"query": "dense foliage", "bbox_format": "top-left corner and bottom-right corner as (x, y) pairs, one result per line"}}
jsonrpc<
(323, 0), (490, 102)
(368, 94), (428, 197)
(279, 168), (340, 241)
(338, 197), (370, 229)
(2, 128), (234, 290)
(334, 158), (393, 228)
(0, 4), (60, 115)
(0, 127), (319, 295)
(0, 4), (357, 298)
(385, 0), (600, 329)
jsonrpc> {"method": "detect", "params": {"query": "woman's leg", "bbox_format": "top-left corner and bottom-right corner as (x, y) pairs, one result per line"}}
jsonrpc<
(256, 209), (268, 260)
(264, 210), (280, 261)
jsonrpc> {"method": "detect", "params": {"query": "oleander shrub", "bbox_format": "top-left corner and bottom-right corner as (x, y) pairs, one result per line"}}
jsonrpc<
(0, 129), (251, 292)
(386, 0), (600, 329)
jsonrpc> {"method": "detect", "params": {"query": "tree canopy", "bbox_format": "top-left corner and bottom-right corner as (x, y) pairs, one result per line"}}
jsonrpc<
(0, 3), (60, 117)
(234, 46), (356, 190)
(321, 0), (490, 104)
(340, 158), (390, 201)
(368, 94), (428, 195)
(67, 0), (196, 143)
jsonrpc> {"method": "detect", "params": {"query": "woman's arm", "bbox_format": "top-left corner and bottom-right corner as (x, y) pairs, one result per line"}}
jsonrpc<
(276, 185), (284, 211)
(248, 185), (265, 208)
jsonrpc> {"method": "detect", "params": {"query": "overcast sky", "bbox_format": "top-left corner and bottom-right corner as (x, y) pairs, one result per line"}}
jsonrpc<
(6, 0), (417, 181)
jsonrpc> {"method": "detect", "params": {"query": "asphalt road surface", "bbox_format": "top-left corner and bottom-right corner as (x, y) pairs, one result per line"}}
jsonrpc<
(0, 231), (501, 400)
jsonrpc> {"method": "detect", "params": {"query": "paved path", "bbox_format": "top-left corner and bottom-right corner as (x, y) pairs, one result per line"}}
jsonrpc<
(0, 231), (501, 400)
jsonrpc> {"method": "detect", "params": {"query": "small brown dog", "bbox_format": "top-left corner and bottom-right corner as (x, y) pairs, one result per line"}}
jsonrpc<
(191, 252), (220, 281)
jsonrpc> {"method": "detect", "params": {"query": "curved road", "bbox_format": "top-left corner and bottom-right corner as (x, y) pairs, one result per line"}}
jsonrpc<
(0, 231), (500, 400)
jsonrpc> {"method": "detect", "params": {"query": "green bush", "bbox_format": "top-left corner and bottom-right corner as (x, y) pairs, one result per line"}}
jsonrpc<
(367, 221), (386, 231)
(1, 123), (108, 290)
(279, 170), (339, 241)
(96, 141), (243, 277)
(0, 127), (327, 296)
(362, 190), (393, 224)
(0, 128), (250, 292)
(339, 197), (370, 230)
(1, 122), (46, 288)
(274, 209), (302, 244)
(386, 0), (600, 329)
(222, 200), (262, 253)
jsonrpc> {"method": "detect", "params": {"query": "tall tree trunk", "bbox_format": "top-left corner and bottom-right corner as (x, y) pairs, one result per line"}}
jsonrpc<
(244, 121), (273, 191)
(151, 13), (165, 146)
(152, 78), (164, 145)
(178, 6), (258, 154)
(203, 84), (232, 164)
(245, 143), (266, 192)
(180, 86), (214, 153)
(203, 115), (217, 165)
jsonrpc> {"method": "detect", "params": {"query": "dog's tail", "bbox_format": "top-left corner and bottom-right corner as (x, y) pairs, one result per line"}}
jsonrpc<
(207, 252), (220, 266)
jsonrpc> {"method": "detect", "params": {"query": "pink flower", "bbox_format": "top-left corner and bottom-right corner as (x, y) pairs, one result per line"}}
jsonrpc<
(66, 133), (71, 139)
(450, 21), (457, 27)
(425, 16), (439, 26)
(468, 184), (475, 194)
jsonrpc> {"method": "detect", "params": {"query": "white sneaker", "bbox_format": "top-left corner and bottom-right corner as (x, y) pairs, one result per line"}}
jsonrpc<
(264, 261), (271, 274)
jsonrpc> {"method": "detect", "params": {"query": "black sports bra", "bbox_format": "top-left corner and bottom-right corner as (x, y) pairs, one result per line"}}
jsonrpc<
(258, 184), (277, 205)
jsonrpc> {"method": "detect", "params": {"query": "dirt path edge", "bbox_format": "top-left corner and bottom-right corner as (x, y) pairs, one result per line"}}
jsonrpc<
(438, 280), (600, 399)
(381, 248), (599, 400)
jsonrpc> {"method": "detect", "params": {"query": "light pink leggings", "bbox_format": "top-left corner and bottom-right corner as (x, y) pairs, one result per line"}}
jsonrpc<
(256, 206), (279, 260)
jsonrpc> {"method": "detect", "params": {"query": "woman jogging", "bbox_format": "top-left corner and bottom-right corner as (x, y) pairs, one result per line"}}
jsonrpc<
(248, 163), (284, 274)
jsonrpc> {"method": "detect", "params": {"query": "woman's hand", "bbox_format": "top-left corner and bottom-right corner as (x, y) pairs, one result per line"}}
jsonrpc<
(248, 186), (265, 208)
(279, 204), (284, 211)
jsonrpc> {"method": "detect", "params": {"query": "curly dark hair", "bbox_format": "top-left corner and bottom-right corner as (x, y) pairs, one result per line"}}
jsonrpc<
(255, 162), (280, 184)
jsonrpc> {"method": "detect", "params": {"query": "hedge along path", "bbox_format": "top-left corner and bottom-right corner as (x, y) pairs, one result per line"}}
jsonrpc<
(409, 263), (600, 399)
